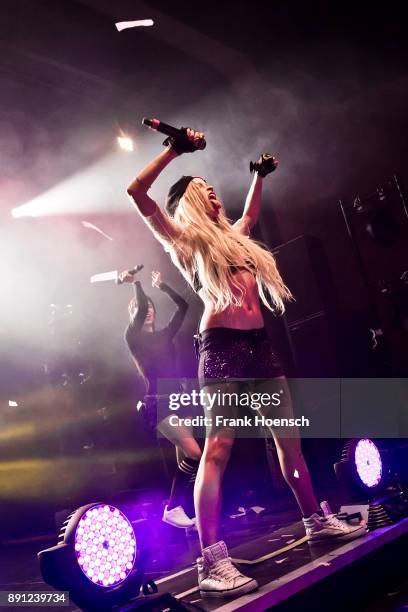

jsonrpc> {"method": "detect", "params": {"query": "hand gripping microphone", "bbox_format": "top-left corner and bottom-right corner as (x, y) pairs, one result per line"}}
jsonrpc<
(116, 264), (144, 285)
(129, 264), (144, 275)
(142, 117), (206, 150)
(250, 153), (278, 177)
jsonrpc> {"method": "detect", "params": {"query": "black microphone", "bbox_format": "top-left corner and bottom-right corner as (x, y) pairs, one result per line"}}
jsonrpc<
(116, 265), (144, 285)
(142, 117), (206, 150)
(129, 264), (144, 275)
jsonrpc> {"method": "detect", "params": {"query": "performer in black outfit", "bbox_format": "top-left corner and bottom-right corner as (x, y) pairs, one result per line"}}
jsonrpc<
(120, 268), (202, 528)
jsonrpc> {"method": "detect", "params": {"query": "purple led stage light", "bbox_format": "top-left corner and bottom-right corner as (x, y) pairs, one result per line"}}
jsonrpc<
(74, 504), (136, 587)
(354, 439), (383, 488)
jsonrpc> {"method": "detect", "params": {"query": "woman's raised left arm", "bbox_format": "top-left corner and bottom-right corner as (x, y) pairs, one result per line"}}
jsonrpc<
(234, 154), (278, 235)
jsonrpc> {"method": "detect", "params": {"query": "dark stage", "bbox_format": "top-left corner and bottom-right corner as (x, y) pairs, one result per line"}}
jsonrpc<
(2, 503), (408, 611)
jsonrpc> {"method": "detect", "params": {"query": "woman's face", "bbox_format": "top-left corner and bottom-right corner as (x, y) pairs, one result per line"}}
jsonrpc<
(144, 302), (155, 327)
(129, 300), (155, 327)
(192, 177), (222, 219)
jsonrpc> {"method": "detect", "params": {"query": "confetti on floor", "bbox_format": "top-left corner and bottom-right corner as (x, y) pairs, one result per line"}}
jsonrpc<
(250, 506), (266, 514)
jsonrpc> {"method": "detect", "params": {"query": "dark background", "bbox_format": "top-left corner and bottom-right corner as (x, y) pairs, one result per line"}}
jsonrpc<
(0, 0), (407, 537)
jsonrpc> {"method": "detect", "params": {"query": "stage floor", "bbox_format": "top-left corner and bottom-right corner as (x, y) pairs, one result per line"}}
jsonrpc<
(2, 506), (408, 611)
(154, 514), (408, 611)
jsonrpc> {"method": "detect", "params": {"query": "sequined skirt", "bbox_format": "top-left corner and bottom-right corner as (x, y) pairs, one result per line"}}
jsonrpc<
(197, 327), (284, 384)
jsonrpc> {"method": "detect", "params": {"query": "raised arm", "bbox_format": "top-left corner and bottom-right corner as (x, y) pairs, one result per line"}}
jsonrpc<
(152, 271), (188, 338)
(125, 282), (148, 347)
(122, 271), (149, 348)
(127, 147), (182, 245)
(127, 127), (205, 247)
(233, 153), (278, 235)
(234, 173), (264, 235)
(130, 281), (149, 329)
(162, 283), (188, 338)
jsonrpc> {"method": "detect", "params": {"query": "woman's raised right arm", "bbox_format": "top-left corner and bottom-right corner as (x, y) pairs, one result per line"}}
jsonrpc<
(127, 146), (181, 244)
(127, 128), (205, 246)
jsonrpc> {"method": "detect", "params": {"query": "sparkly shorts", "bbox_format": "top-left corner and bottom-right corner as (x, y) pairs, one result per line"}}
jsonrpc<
(197, 327), (284, 385)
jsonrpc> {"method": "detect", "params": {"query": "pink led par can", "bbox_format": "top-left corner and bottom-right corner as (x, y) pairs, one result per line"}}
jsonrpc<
(74, 504), (136, 587)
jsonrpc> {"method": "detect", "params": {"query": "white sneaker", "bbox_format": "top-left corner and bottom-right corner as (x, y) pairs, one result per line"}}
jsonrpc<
(303, 501), (366, 544)
(198, 541), (258, 598)
(162, 505), (195, 528)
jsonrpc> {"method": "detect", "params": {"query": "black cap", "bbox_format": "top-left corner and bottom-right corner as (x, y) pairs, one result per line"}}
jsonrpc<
(165, 176), (194, 217)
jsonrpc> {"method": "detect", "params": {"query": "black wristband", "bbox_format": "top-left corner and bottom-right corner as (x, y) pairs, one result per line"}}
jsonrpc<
(250, 153), (278, 177)
(163, 127), (204, 155)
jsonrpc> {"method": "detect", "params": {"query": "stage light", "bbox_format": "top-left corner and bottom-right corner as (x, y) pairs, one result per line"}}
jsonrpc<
(335, 440), (408, 531)
(75, 505), (136, 586)
(354, 439), (383, 488)
(117, 136), (134, 152)
(11, 206), (29, 219)
(10, 151), (134, 218)
(38, 503), (145, 610)
(8, 400), (18, 407)
(334, 438), (387, 495)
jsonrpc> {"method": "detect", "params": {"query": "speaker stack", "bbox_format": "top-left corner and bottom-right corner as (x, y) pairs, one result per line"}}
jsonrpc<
(272, 235), (340, 377)
(339, 174), (408, 375)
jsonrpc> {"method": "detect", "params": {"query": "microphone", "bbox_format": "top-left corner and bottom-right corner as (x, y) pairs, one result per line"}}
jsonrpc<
(142, 117), (206, 150)
(129, 264), (144, 275)
(116, 265), (144, 285)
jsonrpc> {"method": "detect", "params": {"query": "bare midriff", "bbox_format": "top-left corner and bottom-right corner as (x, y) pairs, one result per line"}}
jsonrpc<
(199, 270), (264, 332)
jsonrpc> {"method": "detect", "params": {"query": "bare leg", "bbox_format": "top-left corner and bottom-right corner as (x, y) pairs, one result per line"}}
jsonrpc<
(273, 437), (318, 516)
(194, 382), (237, 549)
(195, 434), (234, 548)
(256, 377), (319, 517)
(158, 418), (201, 516)
(158, 416), (202, 461)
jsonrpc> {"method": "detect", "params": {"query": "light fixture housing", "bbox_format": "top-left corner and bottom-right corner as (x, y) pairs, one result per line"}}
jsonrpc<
(334, 439), (388, 496)
(38, 503), (145, 611)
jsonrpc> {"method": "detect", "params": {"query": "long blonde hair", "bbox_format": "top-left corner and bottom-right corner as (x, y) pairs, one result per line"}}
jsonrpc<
(170, 180), (292, 313)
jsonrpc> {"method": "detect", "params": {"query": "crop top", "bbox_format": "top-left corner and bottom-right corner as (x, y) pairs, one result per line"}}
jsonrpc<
(192, 263), (256, 293)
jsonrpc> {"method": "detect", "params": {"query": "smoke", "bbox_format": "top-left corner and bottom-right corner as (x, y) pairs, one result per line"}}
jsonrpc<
(2, 68), (407, 369)
(2, 12), (408, 399)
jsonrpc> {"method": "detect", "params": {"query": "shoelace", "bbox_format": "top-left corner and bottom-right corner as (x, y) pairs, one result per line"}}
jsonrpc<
(321, 514), (349, 531)
(209, 558), (242, 581)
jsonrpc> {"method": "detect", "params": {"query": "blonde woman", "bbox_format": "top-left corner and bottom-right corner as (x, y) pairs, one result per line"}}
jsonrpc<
(127, 128), (365, 598)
